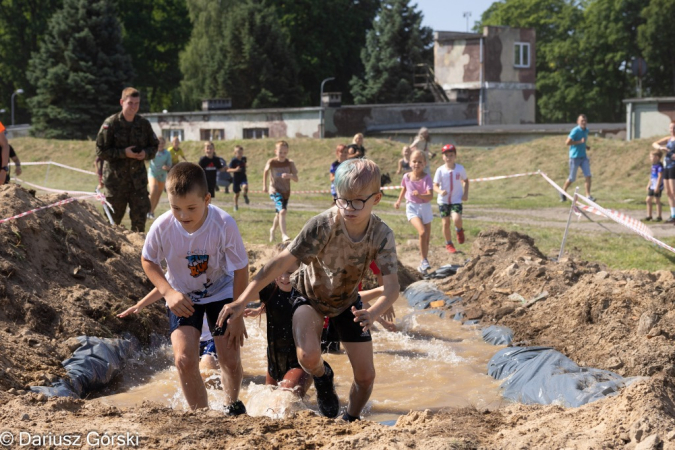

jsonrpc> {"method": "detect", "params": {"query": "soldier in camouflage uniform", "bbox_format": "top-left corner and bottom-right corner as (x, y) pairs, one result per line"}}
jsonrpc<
(96, 88), (158, 232)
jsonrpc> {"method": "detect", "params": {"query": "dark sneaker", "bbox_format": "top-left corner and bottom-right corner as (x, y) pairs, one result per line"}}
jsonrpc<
(560, 193), (567, 202)
(645, 217), (653, 221)
(588, 195), (596, 202)
(224, 400), (247, 416)
(655, 217), (662, 222)
(457, 228), (465, 244)
(313, 361), (339, 418)
(666, 217), (675, 224)
(244, 194), (250, 205)
(445, 242), (456, 254)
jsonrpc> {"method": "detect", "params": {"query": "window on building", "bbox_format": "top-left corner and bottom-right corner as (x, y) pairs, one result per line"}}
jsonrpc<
(514, 42), (530, 68)
(243, 128), (269, 139)
(199, 129), (225, 141)
(162, 129), (184, 141)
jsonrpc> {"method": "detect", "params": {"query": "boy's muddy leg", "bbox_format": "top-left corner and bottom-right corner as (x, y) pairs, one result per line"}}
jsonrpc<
(292, 305), (325, 376)
(341, 341), (375, 418)
(171, 327), (208, 409)
(213, 335), (243, 405)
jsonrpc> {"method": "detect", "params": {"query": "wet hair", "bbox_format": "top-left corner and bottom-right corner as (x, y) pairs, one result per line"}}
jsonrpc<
(334, 158), (381, 197)
(275, 140), (289, 149)
(166, 162), (208, 197)
(121, 87), (140, 100)
(410, 149), (427, 163)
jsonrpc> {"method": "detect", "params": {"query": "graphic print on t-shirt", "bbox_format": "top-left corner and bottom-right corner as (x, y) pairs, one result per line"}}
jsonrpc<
(187, 254), (209, 277)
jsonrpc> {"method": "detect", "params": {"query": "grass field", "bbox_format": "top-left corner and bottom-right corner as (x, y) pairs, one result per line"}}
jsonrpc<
(7, 134), (675, 271)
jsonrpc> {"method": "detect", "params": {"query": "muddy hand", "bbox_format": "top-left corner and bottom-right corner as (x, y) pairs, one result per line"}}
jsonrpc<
(352, 306), (373, 332)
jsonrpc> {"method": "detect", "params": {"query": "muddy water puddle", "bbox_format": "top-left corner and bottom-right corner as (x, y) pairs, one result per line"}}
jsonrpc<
(100, 296), (503, 423)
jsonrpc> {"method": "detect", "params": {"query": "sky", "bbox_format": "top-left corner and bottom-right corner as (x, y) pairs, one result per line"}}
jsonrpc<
(414, 0), (496, 33)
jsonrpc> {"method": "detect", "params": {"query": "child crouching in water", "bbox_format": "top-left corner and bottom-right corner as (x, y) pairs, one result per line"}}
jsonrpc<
(394, 150), (433, 273)
(218, 159), (399, 421)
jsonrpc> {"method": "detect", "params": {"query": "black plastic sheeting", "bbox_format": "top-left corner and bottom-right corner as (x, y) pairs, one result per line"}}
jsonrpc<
(482, 325), (514, 346)
(30, 336), (136, 398)
(487, 346), (633, 407)
(423, 264), (462, 280)
(402, 281), (462, 310)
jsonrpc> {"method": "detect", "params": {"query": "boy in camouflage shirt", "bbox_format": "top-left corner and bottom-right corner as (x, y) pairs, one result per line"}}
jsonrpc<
(218, 159), (399, 420)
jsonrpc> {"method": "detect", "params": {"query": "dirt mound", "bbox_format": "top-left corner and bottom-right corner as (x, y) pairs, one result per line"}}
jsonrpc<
(437, 227), (675, 379)
(0, 184), (167, 390)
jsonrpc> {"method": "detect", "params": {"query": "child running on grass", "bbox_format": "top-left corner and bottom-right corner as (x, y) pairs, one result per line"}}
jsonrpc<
(198, 141), (225, 199)
(646, 149), (664, 222)
(141, 162), (249, 415)
(228, 145), (249, 212)
(395, 150), (433, 273)
(263, 140), (298, 243)
(396, 146), (412, 175)
(330, 144), (349, 203)
(433, 144), (469, 254)
(217, 158), (399, 421)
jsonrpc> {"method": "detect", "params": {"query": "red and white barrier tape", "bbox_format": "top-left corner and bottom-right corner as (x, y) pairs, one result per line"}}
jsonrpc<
(11, 161), (97, 176)
(15, 178), (98, 196)
(0, 192), (109, 225)
(470, 171), (540, 183)
(538, 171), (653, 237)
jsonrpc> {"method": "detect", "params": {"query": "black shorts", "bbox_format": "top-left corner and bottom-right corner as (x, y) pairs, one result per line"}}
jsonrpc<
(167, 298), (232, 336)
(648, 189), (662, 198)
(292, 296), (372, 343)
(664, 166), (675, 180)
(233, 176), (248, 193)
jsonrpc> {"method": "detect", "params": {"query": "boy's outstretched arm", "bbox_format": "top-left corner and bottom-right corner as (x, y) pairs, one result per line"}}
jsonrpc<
(217, 249), (299, 327)
(352, 273), (399, 332)
(117, 287), (163, 318)
(223, 266), (249, 348)
(142, 257), (195, 317)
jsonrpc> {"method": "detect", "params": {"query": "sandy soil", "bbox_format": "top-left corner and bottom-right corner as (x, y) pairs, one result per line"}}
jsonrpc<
(1, 184), (674, 449)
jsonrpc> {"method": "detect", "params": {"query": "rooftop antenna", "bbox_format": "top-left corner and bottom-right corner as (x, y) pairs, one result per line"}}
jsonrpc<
(463, 11), (472, 32)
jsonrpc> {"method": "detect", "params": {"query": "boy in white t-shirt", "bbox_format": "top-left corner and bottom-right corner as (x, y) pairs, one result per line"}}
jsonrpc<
(433, 144), (469, 253)
(141, 162), (249, 415)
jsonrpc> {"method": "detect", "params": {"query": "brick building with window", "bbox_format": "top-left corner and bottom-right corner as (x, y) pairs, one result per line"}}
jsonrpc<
(434, 26), (536, 125)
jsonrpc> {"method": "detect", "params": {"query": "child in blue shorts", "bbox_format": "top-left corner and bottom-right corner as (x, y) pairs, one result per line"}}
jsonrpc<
(263, 140), (298, 242)
(140, 162), (249, 415)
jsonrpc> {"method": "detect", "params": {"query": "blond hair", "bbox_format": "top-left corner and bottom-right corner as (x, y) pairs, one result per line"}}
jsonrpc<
(121, 87), (139, 100)
(334, 158), (381, 197)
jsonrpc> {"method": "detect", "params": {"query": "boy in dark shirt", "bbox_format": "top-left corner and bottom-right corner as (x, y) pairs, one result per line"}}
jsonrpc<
(198, 141), (224, 198)
(228, 145), (249, 212)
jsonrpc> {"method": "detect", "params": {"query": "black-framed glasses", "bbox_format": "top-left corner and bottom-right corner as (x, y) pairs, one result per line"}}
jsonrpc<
(335, 192), (379, 210)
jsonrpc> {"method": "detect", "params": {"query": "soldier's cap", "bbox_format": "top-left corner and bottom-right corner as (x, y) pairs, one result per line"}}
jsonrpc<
(441, 144), (456, 154)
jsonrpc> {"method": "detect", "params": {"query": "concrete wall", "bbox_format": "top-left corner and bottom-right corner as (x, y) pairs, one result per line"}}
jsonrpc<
(485, 87), (536, 125)
(624, 98), (675, 140)
(146, 107), (322, 141)
(434, 32), (481, 89)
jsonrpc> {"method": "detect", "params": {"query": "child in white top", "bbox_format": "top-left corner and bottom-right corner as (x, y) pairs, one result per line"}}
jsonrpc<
(394, 150), (433, 273)
(433, 144), (469, 254)
(141, 162), (249, 415)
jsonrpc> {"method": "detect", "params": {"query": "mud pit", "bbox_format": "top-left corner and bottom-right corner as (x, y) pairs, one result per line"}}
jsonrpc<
(1, 184), (675, 449)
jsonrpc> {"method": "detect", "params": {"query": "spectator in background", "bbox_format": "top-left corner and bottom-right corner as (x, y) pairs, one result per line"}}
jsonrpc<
(396, 146), (412, 175)
(411, 127), (435, 173)
(652, 120), (675, 223)
(347, 133), (366, 159)
(0, 121), (10, 184)
(561, 114), (594, 202)
(147, 137), (172, 220)
(168, 136), (188, 166)
(329, 144), (349, 202)
(95, 87), (159, 232)
(4, 145), (22, 184)
(217, 155), (233, 194)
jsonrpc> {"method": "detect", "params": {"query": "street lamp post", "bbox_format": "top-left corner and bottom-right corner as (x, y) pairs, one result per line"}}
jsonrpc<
(11, 89), (24, 126)
(319, 77), (335, 139)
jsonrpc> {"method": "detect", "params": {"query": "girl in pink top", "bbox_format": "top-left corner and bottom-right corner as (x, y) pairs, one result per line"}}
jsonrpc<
(394, 150), (434, 273)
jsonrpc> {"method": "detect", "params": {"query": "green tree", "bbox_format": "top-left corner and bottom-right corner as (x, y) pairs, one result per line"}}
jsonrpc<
(266, 0), (380, 105)
(638, 0), (675, 96)
(180, 0), (302, 109)
(350, 0), (433, 104)
(0, 0), (62, 124)
(27, 0), (133, 139)
(117, 0), (192, 112)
